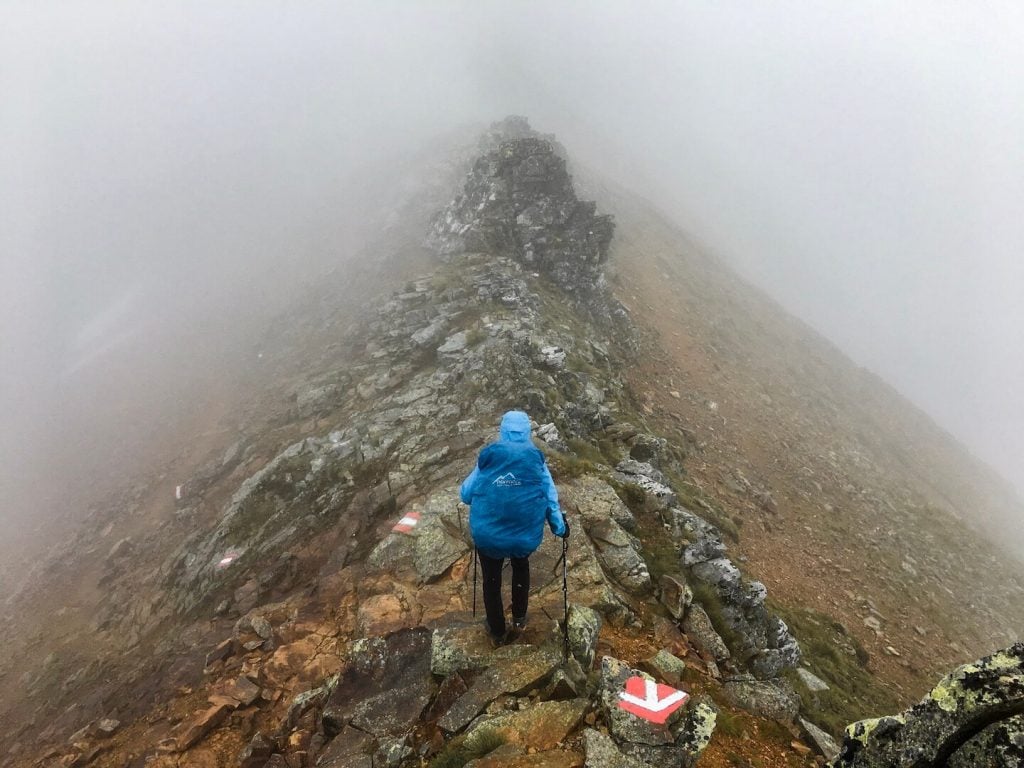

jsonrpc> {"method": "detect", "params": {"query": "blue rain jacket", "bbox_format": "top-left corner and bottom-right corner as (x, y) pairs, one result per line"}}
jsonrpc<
(460, 411), (566, 559)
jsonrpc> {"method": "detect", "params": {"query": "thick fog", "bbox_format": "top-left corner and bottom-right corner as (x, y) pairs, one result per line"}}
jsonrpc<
(3, 2), (1023, 554)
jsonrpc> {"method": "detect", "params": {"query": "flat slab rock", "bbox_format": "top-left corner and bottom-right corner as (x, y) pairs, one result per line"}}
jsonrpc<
(439, 649), (561, 733)
(321, 628), (435, 739)
(316, 726), (374, 768)
(799, 717), (840, 761)
(721, 677), (799, 723)
(429, 618), (537, 677)
(463, 698), (589, 753)
(583, 728), (649, 768)
(795, 667), (830, 693)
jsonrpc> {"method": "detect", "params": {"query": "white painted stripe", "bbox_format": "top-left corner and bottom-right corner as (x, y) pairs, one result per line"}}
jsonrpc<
(397, 516), (418, 526)
(618, 679), (687, 712)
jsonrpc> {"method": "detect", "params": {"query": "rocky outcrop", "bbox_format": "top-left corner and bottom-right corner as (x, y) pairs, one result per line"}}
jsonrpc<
(431, 116), (614, 299)
(597, 656), (716, 768)
(830, 643), (1024, 767)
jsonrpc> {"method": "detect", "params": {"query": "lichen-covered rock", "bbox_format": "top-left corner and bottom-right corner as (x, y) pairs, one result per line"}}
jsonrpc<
(642, 650), (689, 688)
(567, 604), (602, 670)
(830, 643), (1024, 767)
(600, 656), (680, 746)
(946, 713), (1024, 767)
(583, 728), (648, 768)
(430, 622), (497, 677)
(669, 508), (725, 567)
(565, 476), (638, 532)
(687, 557), (800, 677)
(613, 461), (677, 511)
(585, 517), (652, 596)
(462, 699), (589, 753)
(676, 699), (718, 768)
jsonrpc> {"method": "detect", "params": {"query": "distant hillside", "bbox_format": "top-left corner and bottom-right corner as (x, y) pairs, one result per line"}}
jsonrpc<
(580, 166), (1024, 693)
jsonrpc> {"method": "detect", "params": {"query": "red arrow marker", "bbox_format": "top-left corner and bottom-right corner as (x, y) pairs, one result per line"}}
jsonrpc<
(392, 510), (420, 534)
(617, 676), (689, 724)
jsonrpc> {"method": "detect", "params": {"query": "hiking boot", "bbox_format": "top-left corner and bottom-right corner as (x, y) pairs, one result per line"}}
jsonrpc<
(486, 622), (508, 647)
(506, 615), (527, 641)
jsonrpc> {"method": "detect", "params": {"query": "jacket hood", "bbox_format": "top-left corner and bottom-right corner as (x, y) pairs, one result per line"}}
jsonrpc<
(499, 410), (532, 443)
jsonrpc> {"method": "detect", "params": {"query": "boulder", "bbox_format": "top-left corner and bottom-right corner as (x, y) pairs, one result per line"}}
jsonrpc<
(613, 461), (677, 511)
(721, 677), (799, 723)
(238, 732), (274, 768)
(946, 713), (1024, 767)
(564, 476), (637, 532)
(567, 604), (602, 670)
(583, 728), (648, 768)
(658, 575), (691, 620)
(599, 656), (680, 746)
(795, 667), (830, 693)
(439, 649), (560, 733)
(586, 518), (652, 596)
(799, 718), (840, 761)
(831, 643), (1024, 767)
(316, 726), (374, 767)
(642, 650), (688, 688)
(321, 629), (435, 740)
(175, 703), (233, 751)
(430, 622), (497, 677)
(681, 604), (730, 662)
(462, 699), (589, 753)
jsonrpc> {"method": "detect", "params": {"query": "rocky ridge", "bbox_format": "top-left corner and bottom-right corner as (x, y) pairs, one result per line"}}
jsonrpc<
(6, 117), (1023, 768)
(5, 119), (825, 768)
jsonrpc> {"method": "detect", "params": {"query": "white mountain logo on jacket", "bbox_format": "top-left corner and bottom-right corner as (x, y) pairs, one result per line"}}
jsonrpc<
(493, 472), (522, 487)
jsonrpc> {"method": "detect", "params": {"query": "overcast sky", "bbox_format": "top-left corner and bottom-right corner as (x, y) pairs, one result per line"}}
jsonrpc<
(3, 1), (1022, 525)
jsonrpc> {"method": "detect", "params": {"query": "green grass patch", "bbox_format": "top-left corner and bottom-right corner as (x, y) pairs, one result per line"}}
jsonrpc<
(772, 602), (903, 737)
(544, 448), (598, 481)
(566, 437), (606, 465)
(609, 480), (646, 515)
(715, 707), (746, 738)
(690, 580), (746, 654)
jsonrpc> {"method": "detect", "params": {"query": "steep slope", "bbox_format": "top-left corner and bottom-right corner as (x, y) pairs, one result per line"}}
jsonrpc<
(579, 167), (1024, 698)
(3, 117), (1023, 768)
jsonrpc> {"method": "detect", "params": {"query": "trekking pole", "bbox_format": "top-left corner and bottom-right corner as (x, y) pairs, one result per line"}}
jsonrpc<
(472, 547), (478, 618)
(560, 524), (570, 661)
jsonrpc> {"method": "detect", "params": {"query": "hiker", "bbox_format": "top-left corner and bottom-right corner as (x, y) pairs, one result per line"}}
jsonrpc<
(460, 410), (568, 641)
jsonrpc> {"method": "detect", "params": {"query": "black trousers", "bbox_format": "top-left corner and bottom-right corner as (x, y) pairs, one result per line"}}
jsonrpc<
(478, 552), (530, 637)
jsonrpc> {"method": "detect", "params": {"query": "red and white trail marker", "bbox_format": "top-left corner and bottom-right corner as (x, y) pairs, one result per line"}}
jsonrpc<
(392, 510), (420, 534)
(216, 548), (243, 569)
(617, 676), (689, 724)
